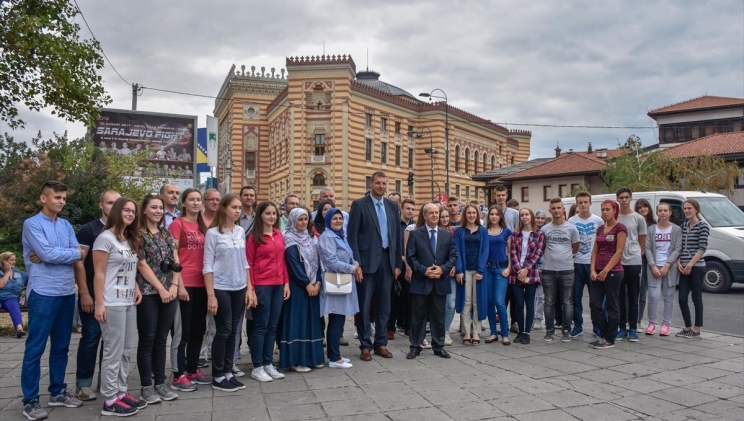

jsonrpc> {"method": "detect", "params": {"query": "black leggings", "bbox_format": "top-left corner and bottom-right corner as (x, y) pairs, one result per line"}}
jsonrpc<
(177, 287), (208, 376)
(137, 295), (178, 386)
(678, 266), (704, 328)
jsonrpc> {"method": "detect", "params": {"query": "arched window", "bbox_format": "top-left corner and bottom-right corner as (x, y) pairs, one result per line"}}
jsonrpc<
(454, 145), (461, 173)
(465, 147), (471, 174)
(474, 151), (479, 174)
(483, 152), (488, 171)
(312, 173), (326, 187)
(490, 155), (496, 170)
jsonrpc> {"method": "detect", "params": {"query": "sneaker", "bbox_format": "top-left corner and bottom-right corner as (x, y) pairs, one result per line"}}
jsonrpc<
(660, 324), (671, 336)
(211, 378), (238, 392)
(48, 388), (83, 408)
(570, 326), (583, 338)
(628, 329), (639, 342)
(171, 374), (197, 392)
(197, 358), (209, 368)
(522, 334), (531, 345)
(250, 367), (273, 383)
(593, 327), (601, 338)
(329, 360), (353, 369)
(421, 339), (432, 349)
(532, 319), (542, 330)
(676, 329), (693, 338)
(186, 369), (210, 385)
(353, 331), (359, 339)
(264, 364), (285, 379)
(444, 337), (453, 346)
(561, 330), (571, 343)
(139, 386), (161, 404)
(23, 399), (48, 420)
(154, 384), (178, 401)
(514, 333), (523, 344)
(645, 323), (657, 335)
(616, 328), (627, 340)
(101, 397), (137, 417)
(510, 322), (519, 333)
(120, 392), (147, 409)
(292, 365), (312, 373)
(74, 386), (97, 401)
(229, 376), (246, 390)
(543, 331), (554, 342)
(590, 338), (615, 349)
(232, 366), (245, 378)
(691, 331), (701, 338)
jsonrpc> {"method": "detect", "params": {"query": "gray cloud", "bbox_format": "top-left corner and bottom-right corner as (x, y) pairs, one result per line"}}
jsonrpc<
(6, 0), (742, 158)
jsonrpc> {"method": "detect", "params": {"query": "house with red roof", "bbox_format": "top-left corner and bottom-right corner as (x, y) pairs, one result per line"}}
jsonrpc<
(647, 95), (744, 145)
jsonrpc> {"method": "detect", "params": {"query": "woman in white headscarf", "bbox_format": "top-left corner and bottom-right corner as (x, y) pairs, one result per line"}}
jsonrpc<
(278, 208), (325, 372)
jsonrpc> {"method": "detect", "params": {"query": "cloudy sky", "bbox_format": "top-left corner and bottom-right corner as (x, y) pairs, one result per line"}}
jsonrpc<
(4, 0), (743, 159)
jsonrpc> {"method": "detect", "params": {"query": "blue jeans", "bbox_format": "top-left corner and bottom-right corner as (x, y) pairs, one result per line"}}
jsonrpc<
(486, 265), (509, 337)
(76, 300), (102, 387)
(541, 269), (575, 332)
(511, 283), (537, 334)
(444, 279), (456, 335)
(22, 291), (75, 404)
(572, 263), (592, 329)
(249, 285), (284, 367)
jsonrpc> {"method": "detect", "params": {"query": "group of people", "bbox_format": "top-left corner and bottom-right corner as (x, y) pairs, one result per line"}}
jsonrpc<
(7, 174), (709, 420)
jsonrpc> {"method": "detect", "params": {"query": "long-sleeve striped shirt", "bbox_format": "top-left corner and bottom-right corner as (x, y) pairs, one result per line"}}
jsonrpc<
(680, 220), (709, 267)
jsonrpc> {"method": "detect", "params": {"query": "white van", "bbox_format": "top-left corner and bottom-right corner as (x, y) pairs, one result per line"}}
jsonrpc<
(562, 191), (744, 293)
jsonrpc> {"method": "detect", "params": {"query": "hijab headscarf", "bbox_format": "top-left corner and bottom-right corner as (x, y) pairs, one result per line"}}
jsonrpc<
(313, 200), (335, 235)
(283, 208), (319, 279)
(324, 208), (345, 240)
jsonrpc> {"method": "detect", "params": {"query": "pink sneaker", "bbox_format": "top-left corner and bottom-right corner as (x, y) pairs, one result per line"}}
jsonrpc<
(186, 369), (210, 385)
(171, 374), (197, 392)
(645, 322), (656, 335)
(660, 324), (671, 336)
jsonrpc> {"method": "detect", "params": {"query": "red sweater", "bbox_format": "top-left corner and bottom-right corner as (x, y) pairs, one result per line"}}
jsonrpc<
(246, 227), (289, 286)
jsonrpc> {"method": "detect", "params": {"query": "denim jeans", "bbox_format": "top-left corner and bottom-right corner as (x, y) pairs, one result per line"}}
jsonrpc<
(486, 265), (509, 337)
(618, 265), (641, 330)
(212, 288), (246, 375)
(679, 266), (705, 328)
(22, 292), (75, 404)
(444, 279), (456, 335)
(511, 282), (537, 334)
(249, 285), (284, 367)
(572, 263), (592, 329)
(137, 295), (178, 386)
(590, 272), (622, 344)
(76, 299), (102, 388)
(541, 269), (574, 332)
(326, 314), (346, 362)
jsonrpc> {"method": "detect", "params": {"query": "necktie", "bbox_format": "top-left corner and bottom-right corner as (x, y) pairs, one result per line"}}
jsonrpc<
(430, 229), (437, 254)
(376, 201), (389, 249)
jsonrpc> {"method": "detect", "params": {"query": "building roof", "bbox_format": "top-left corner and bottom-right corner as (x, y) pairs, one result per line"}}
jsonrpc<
(648, 95), (744, 117)
(500, 153), (608, 181)
(662, 131), (744, 159)
(355, 70), (420, 101)
(472, 158), (552, 181)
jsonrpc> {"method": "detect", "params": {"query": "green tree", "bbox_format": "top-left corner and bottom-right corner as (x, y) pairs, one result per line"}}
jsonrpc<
(0, 0), (111, 129)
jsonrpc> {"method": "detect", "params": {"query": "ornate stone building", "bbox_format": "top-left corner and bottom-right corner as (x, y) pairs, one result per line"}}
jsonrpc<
(213, 55), (531, 210)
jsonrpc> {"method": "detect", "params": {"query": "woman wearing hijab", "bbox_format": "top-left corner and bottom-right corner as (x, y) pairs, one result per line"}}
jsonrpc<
(279, 208), (325, 373)
(318, 208), (360, 368)
(313, 200), (336, 237)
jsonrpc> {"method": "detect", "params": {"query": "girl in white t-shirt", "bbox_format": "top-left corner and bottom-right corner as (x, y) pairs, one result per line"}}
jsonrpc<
(644, 203), (682, 336)
(93, 197), (161, 417)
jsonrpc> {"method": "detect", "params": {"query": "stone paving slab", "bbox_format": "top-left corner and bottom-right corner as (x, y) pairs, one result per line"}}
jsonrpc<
(1, 314), (743, 420)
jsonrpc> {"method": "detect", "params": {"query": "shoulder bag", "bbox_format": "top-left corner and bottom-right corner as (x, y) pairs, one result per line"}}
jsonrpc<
(319, 257), (352, 295)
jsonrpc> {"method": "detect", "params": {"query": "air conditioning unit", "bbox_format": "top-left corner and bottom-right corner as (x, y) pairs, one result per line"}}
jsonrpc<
(311, 155), (326, 163)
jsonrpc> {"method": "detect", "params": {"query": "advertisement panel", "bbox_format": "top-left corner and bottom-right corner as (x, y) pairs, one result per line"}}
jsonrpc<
(92, 109), (197, 188)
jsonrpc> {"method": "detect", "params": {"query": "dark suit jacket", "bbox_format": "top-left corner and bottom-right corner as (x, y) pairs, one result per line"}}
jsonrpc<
(348, 195), (403, 274)
(406, 226), (457, 296)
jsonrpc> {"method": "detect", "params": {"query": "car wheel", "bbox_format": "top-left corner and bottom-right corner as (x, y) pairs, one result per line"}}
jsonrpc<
(703, 260), (732, 293)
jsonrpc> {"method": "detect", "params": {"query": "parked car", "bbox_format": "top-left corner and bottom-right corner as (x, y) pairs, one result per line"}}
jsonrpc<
(563, 191), (744, 293)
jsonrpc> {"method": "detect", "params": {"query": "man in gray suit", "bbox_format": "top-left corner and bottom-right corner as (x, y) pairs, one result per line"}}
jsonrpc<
(405, 203), (458, 359)
(348, 172), (403, 361)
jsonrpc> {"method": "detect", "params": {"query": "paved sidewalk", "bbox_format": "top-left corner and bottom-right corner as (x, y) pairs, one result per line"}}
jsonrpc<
(1, 316), (742, 421)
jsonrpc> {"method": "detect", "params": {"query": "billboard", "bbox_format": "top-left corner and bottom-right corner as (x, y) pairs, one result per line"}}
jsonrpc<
(92, 109), (197, 187)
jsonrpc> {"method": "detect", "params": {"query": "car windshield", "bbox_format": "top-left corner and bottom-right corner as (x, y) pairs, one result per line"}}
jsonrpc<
(696, 197), (744, 228)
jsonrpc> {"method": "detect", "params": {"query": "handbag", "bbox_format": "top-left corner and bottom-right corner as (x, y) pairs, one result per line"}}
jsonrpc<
(320, 259), (353, 295)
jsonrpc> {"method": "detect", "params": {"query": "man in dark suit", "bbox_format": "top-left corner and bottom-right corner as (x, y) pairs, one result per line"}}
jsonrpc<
(405, 203), (458, 359)
(348, 171), (403, 361)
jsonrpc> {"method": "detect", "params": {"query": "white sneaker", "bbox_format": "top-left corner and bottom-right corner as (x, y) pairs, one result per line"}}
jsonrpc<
(353, 331), (359, 339)
(329, 360), (353, 369)
(341, 357), (351, 363)
(421, 339), (432, 349)
(250, 367), (273, 382)
(292, 366), (311, 373)
(263, 364), (285, 379)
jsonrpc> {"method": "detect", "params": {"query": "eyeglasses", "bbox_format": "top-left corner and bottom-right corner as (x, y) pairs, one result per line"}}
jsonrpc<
(123, 208), (138, 216)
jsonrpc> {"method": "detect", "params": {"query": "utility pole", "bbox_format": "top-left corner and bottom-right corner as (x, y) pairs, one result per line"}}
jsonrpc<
(131, 83), (139, 110)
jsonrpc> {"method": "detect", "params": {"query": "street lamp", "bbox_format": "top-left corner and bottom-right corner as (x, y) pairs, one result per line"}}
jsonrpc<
(419, 89), (449, 195)
(408, 127), (437, 200)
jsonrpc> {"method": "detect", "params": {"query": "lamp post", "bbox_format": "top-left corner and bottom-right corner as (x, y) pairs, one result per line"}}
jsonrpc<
(408, 127), (436, 200)
(419, 89), (448, 195)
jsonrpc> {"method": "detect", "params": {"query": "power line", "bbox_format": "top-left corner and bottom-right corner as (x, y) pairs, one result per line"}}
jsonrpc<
(72, 0), (130, 86)
(138, 85), (658, 130)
